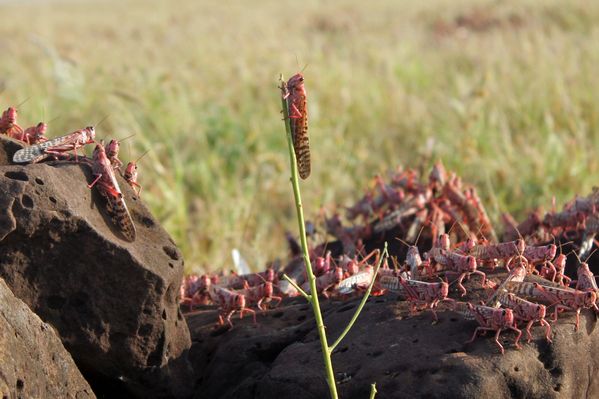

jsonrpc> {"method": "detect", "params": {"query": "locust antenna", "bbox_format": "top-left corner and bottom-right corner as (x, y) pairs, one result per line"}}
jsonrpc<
(133, 149), (151, 163)
(94, 115), (109, 129)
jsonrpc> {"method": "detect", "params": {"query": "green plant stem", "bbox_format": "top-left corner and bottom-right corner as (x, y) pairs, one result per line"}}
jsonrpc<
(369, 383), (378, 399)
(330, 244), (388, 352)
(282, 273), (311, 299)
(280, 75), (339, 399)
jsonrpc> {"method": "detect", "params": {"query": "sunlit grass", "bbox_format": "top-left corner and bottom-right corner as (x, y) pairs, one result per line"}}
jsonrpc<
(1, 0), (598, 272)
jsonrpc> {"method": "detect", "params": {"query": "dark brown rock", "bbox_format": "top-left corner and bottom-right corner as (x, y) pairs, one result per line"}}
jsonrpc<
(0, 277), (94, 399)
(187, 271), (599, 399)
(0, 136), (192, 398)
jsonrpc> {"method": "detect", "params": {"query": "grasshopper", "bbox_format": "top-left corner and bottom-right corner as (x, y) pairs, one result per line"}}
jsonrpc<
(379, 274), (451, 322)
(455, 302), (522, 355)
(301, 266), (344, 298)
(208, 285), (256, 328)
(504, 281), (597, 331)
(238, 281), (282, 311)
(13, 126), (96, 163)
(283, 73), (310, 179)
(21, 122), (49, 145)
(490, 290), (551, 343)
(0, 106), (23, 138)
(87, 143), (136, 242)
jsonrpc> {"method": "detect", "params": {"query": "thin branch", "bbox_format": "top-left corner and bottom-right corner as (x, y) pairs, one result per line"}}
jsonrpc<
(282, 273), (311, 300)
(330, 243), (389, 352)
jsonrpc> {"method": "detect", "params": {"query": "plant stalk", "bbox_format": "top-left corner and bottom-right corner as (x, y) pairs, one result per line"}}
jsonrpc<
(279, 75), (338, 399)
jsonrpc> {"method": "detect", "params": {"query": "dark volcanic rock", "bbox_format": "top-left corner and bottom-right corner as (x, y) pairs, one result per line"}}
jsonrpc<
(0, 277), (95, 399)
(0, 136), (192, 398)
(187, 271), (599, 399)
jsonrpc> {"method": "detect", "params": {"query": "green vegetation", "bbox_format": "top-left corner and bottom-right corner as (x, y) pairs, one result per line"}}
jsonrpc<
(1, 0), (598, 272)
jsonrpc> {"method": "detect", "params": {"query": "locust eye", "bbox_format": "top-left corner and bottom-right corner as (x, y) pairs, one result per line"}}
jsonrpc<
(299, 77), (304, 82)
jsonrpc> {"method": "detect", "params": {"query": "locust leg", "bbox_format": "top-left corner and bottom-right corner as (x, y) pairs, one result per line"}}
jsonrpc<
(493, 328), (506, 355)
(525, 320), (535, 343)
(539, 319), (552, 342)
(240, 308), (257, 325)
(456, 273), (468, 297)
(87, 174), (103, 189)
(510, 325), (522, 349)
(289, 103), (303, 119)
(471, 270), (488, 288)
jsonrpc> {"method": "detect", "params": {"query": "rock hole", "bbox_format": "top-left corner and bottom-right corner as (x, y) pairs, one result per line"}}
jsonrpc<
(4, 171), (28, 181)
(49, 196), (57, 204)
(35, 177), (44, 185)
(554, 384), (561, 392)
(338, 346), (349, 353)
(297, 315), (306, 322)
(370, 350), (383, 357)
(412, 339), (419, 344)
(47, 296), (66, 310)
(450, 317), (458, 322)
(138, 324), (153, 337)
(141, 216), (155, 227)
(21, 194), (34, 208)
(163, 245), (180, 260)
(375, 298), (386, 303)
(16, 379), (24, 390)
(550, 367), (562, 378)
(272, 311), (284, 318)
(337, 304), (356, 313)
(168, 262), (174, 269)
(514, 366), (519, 372)
(162, 310), (167, 320)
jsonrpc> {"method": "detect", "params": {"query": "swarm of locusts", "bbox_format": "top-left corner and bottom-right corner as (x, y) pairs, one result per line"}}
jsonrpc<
(182, 158), (599, 355)
(1, 105), (147, 242)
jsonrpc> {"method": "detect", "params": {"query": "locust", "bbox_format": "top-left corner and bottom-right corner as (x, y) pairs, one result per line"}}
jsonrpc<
(238, 281), (282, 311)
(21, 122), (49, 145)
(86, 142), (136, 242)
(123, 150), (149, 196)
(208, 285), (256, 328)
(455, 302), (522, 355)
(283, 73), (310, 179)
(378, 274), (451, 322)
(504, 281), (597, 331)
(12, 126), (96, 163)
(0, 107), (23, 138)
(490, 290), (551, 343)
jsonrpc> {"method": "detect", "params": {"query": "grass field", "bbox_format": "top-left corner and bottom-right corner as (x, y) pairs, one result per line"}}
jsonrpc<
(1, 0), (598, 273)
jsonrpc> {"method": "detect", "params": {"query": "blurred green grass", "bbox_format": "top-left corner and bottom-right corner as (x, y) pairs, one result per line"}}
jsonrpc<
(1, 0), (598, 273)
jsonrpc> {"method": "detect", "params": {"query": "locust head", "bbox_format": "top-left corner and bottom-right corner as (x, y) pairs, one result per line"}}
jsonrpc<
(3, 107), (17, 123)
(438, 282), (449, 300)
(407, 246), (422, 268)
(85, 126), (96, 143)
(499, 308), (515, 326)
(124, 162), (138, 182)
(536, 304), (547, 320)
(264, 282), (273, 299)
(287, 73), (305, 92)
(581, 291), (597, 308)
(545, 244), (557, 261)
(578, 262), (591, 277)
(437, 234), (450, 251)
(34, 122), (47, 136)
(106, 139), (120, 158)
(235, 294), (246, 310)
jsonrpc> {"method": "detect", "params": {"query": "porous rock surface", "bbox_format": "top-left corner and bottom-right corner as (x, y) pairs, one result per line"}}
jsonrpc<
(187, 271), (599, 399)
(0, 136), (192, 398)
(0, 277), (94, 399)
